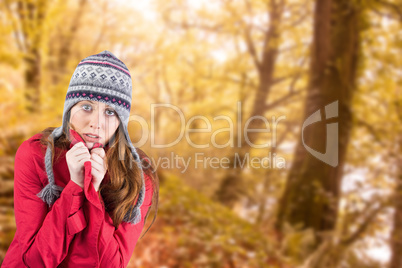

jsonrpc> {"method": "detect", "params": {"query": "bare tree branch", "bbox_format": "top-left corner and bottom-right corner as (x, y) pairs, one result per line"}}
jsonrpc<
(288, 57), (307, 93)
(271, 71), (305, 86)
(201, 75), (257, 90)
(243, 23), (262, 70)
(162, 65), (174, 103)
(376, 0), (402, 19)
(242, 0), (262, 70)
(278, 43), (309, 54)
(3, 0), (24, 52)
(16, 0), (30, 53)
(288, 11), (310, 28)
(137, 75), (160, 102)
(341, 200), (389, 246)
(281, 0), (311, 30)
(162, 6), (228, 33)
(264, 89), (303, 111)
(92, 0), (109, 52)
(355, 118), (386, 146)
(371, 0), (402, 21)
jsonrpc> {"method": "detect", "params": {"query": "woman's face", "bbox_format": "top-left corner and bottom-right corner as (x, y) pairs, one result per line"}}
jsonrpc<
(69, 100), (120, 149)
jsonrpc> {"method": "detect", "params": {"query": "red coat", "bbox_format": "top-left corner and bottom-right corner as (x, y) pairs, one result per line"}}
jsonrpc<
(2, 133), (153, 267)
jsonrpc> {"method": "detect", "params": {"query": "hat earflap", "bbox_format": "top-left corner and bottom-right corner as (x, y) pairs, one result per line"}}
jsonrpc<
(37, 126), (64, 206)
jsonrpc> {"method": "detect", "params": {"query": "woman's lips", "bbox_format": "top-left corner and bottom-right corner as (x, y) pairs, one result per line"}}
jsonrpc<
(83, 133), (101, 142)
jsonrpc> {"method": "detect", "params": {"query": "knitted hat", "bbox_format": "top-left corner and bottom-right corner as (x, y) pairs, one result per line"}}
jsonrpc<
(37, 50), (145, 225)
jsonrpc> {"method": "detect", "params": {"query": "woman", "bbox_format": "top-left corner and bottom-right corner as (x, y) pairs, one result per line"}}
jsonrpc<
(2, 51), (159, 267)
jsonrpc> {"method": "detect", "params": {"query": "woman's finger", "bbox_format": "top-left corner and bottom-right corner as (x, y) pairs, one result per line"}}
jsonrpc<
(91, 148), (105, 158)
(70, 145), (90, 157)
(70, 142), (86, 152)
(74, 149), (90, 157)
(91, 154), (107, 170)
(76, 155), (91, 163)
(90, 159), (104, 172)
(90, 153), (104, 165)
(91, 166), (99, 176)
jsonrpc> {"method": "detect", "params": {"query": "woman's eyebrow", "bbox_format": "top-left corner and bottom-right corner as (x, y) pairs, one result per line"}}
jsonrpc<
(84, 100), (114, 109)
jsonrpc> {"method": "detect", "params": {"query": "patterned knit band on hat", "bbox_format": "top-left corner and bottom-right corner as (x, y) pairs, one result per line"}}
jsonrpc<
(37, 50), (145, 225)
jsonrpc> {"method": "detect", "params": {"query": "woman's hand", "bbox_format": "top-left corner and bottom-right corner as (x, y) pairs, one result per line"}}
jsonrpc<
(66, 142), (91, 189)
(90, 148), (107, 192)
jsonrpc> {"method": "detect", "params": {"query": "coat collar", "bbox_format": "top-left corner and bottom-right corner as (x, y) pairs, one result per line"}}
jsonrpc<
(69, 129), (110, 151)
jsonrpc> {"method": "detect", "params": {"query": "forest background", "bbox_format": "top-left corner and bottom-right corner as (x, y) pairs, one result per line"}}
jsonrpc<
(0, 0), (401, 267)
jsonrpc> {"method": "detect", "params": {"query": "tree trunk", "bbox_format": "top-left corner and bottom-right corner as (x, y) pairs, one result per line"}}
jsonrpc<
(49, 0), (88, 85)
(389, 111), (402, 267)
(214, 0), (285, 208)
(16, 0), (48, 113)
(24, 48), (41, 113)
(276, 0), (361, 245)
(390, 164), (402, 268)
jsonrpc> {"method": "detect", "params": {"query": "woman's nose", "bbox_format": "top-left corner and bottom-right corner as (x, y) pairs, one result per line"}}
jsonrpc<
(89, 111), (102, 129)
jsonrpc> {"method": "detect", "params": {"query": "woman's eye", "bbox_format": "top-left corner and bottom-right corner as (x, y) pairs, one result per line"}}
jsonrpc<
(106, 110), (116, 116)
(82, 104), (92, 111)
